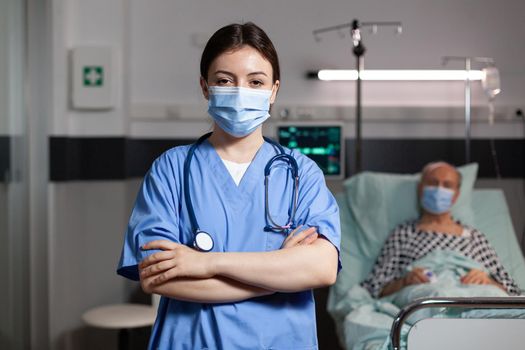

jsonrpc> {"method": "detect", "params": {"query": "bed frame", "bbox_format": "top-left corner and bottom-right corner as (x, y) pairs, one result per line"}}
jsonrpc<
(390, 296), (525, 350)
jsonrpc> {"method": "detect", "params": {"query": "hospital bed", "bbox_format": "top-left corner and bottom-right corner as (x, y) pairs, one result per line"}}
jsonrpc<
(327, 163), (525, 349)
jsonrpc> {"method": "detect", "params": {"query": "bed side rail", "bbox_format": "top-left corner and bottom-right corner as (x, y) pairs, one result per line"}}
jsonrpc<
(390, 296), (525, 350)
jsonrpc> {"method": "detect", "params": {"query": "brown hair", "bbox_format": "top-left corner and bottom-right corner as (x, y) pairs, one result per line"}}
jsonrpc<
(200, 22), (280, 83)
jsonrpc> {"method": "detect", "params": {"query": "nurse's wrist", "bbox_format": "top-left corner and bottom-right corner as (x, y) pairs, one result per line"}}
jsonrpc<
(205, 252), (222, 277)
(211, 251), (237, 278)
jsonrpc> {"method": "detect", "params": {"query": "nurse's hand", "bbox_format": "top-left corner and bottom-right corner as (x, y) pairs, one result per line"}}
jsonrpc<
(139, 240), (214, 284)
(281, 226), (318, 249)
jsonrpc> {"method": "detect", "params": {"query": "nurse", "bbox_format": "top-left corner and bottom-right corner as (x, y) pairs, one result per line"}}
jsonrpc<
(117, 22), (341, 350)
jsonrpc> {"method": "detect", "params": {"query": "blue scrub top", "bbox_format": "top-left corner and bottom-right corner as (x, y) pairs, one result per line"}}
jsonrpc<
(117, 139), (341, 350)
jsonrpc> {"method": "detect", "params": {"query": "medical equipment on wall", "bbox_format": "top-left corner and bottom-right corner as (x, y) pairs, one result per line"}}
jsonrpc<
(441, 56), (499, 163)
(313, 19), (402, 173)
(277, 123), (345, 179)
(71, 47), (117, 110)
(184, 132), (299, 251)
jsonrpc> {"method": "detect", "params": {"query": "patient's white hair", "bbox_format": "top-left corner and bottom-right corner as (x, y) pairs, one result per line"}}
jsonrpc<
(420, 161), (462, 187)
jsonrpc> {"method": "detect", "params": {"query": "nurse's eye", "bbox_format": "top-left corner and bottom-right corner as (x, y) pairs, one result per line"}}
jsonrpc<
(249, 80), (264, 88)
(216, 78), (233, 86)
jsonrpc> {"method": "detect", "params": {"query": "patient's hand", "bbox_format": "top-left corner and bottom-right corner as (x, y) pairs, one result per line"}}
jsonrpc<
(403, 267), (430, 286)
(380, 267), (429, 297)
(460, 269), (493, 285)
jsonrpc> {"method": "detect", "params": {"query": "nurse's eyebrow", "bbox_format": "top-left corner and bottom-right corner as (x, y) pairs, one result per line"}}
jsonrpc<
(213, 70), (268, 77)
(214, 70), (235, 76)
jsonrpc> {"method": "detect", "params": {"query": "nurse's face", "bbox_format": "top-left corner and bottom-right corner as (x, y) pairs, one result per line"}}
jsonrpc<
(200, 45), (280, 104)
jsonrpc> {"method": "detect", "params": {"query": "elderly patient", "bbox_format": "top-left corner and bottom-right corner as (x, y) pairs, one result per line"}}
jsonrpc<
(361, 161), (520, 298)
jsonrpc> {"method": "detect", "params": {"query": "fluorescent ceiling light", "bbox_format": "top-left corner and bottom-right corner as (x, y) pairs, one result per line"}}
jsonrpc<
(316, 69), (485, 81)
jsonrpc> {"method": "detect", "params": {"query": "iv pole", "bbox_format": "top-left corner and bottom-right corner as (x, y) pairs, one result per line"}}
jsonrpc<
(442, 56), (495, 164)
(313, 19), (402, 173)
(352, 20), (366, 174)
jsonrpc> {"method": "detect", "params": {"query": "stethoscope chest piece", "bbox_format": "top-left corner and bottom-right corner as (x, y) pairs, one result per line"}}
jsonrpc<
(194, 230), (214, 252)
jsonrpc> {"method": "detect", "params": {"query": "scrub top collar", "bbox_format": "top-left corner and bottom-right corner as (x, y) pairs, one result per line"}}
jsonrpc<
(196, 138), (276, 206)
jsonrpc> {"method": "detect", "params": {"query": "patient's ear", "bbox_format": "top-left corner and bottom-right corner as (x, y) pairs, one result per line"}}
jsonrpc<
(452, 187), (461, 204)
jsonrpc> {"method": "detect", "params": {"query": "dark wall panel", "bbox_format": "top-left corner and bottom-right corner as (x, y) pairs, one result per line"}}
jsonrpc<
(50, 137), (127, 181)
(0, 136), (9, 182)
(346, 139), (524, 178)
(50, 137), (525, 181)
(125, 139), (193, 178)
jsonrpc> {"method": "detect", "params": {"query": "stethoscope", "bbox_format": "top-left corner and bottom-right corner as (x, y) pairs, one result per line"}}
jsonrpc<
(184, 132), (299, 252)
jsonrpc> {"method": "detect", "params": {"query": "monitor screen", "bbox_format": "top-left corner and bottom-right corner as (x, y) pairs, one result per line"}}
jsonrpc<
(277, 124), (344, 178)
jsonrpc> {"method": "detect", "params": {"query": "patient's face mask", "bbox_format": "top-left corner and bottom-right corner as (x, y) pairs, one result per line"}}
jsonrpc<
(421, 186), (455, 214)
(207, 86), (272, 138)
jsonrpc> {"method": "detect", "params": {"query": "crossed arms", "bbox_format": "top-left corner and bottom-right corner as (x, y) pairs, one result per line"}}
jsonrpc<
(138, 227), (339, 303)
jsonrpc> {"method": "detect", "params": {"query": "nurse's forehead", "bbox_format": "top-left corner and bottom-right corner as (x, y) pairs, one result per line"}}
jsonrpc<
(209, 46), (273, 75)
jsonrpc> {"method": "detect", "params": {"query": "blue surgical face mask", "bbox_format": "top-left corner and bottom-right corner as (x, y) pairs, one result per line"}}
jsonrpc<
(207, 86), (273, 137)
(421, 186), (455, 214)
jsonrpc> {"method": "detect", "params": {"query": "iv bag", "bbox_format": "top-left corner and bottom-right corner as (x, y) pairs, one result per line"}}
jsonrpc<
(481, 66), (501, 99)
(482, 66), (501, 124)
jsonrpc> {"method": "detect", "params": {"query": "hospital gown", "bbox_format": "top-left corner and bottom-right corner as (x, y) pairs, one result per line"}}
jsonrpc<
(117, 139), (341, 350)
(361, 220), (520, 297)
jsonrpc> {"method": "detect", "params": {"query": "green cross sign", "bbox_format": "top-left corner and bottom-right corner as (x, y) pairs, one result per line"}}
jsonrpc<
(83, 66), (104, 87)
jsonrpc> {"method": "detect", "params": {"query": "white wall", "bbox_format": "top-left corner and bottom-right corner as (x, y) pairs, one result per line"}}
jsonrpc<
(50, 0), (128, 136)
(0, 0), (25, 137)
(48, 3), (131, 348)
(0, 183), (8, 347)
(48, 180), (138, 350)
(126, 0), (525, 138)
(50, 0), (525, 137)
(0, 1), (7, 135)
(129, 0), (525, 107)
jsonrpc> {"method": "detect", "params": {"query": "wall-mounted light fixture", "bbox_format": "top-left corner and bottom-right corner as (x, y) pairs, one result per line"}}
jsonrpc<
(307, 69), (485, 81)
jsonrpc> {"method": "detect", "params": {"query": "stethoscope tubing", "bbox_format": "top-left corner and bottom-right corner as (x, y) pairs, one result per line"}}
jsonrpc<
(264, 174), (299, 231)
(183, 132), (213, 234)
(184, 132), (300, 250)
